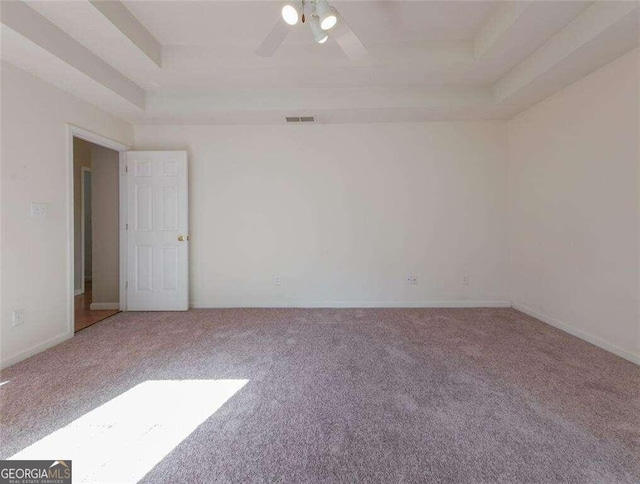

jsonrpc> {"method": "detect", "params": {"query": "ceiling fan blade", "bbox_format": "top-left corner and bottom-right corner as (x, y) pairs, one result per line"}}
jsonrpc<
(332, 12), (367, 61)
(256, 21), (290, 57)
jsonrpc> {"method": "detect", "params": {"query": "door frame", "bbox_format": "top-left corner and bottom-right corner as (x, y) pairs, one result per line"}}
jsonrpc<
(67, 125), (129, 336)
(80, 166), (92, 296)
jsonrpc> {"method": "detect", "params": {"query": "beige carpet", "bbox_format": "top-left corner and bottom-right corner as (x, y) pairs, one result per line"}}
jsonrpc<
(1, 308), (638, 483)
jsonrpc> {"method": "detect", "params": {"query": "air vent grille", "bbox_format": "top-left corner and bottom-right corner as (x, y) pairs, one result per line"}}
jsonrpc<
(286, 116), (316, 123)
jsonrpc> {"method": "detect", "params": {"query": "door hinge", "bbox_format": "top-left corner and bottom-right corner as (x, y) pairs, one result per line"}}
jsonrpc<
(126, 223), (128, 230)
(126, 281), (128, 289)
(125, 165), (128, 173)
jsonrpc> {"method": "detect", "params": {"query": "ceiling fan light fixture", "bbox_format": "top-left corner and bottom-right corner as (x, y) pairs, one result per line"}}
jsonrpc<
(316, 0), (337, 30)
(309, 17), (329, 43)
(281, 4), (300, 25)
(320, 9), (337, 30)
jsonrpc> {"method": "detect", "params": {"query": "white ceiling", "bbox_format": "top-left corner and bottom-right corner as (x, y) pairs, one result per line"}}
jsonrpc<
(123, 1), (498, 45)
(1, 0), (638, 124)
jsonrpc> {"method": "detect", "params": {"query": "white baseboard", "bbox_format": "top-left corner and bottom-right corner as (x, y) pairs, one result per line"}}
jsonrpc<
(4, 301), (633, 371)
(74, 289), (83, 296)
(190, 300), (513, 309)
(89, 302), (120, 310)
(1, 332), (72, 370)
(512, 303), (639, 365)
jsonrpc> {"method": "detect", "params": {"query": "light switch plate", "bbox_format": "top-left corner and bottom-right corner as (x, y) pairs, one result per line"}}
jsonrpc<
(12, 309), (24, 327)
(31, 202), (48, 218)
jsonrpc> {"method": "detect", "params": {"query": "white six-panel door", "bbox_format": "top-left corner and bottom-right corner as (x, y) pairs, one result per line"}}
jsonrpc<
(125, 151), (189, 311)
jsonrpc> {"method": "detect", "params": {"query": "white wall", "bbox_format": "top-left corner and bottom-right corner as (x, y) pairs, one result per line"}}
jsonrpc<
(83, 170), (92, 282)
(508, 49), (640, 363)
(134, 122), (510, 308)
(91, 145), (120, 306)
(3, 49), (638, 367)
(0, 62), (133, 368)
(73, 138), (92, 292)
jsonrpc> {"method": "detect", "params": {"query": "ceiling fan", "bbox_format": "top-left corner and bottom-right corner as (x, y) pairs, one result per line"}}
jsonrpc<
(256, 0), (367, 60)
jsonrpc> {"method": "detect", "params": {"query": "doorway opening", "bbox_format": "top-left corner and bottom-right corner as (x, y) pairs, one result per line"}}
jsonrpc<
(73, 137), (120, 332)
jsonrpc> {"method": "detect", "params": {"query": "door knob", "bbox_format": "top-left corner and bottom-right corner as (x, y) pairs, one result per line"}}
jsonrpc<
(178, 235), (185, 241)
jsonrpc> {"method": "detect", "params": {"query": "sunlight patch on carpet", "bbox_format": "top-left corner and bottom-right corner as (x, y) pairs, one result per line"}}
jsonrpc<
(10, 379), (248, 483)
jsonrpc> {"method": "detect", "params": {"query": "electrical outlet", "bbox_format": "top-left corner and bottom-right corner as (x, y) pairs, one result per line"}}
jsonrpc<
(406, 275), (418, 285)
(462, 275), (470, 286)
(273, 276), (281, 286)
(12, 309), (24, 327)
(31, 202), (48, 218)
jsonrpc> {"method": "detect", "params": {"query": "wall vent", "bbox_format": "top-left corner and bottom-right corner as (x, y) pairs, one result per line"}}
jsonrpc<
(286, 116), (316, 123)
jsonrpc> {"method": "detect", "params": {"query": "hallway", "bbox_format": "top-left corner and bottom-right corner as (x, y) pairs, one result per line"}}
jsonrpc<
(74, 282), (119, 332)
